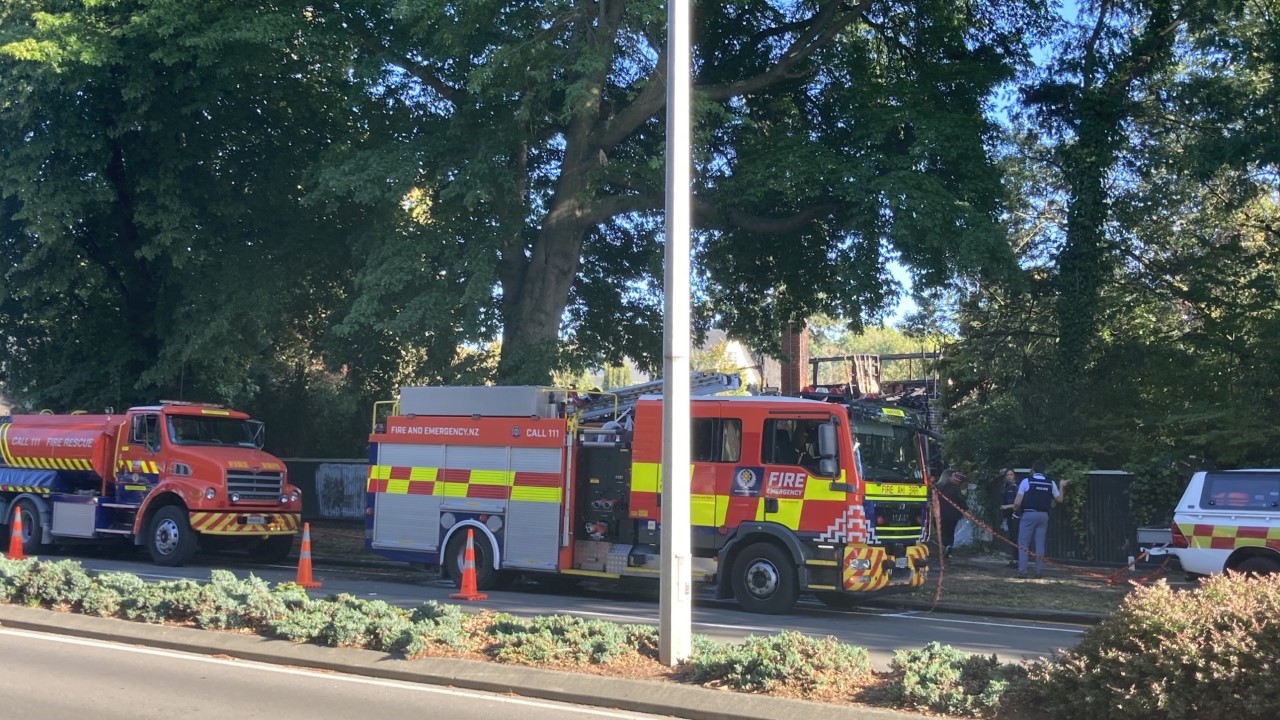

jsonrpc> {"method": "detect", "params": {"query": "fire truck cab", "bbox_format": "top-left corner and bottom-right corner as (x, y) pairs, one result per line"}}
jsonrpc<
(364, 384), (929, 614)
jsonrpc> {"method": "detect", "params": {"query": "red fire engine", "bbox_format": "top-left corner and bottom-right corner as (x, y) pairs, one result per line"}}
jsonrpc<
(0, 402), (301, 565)
(363, 379), (930, 613)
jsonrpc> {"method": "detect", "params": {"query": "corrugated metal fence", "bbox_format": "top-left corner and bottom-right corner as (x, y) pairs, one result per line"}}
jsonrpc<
(985, 469), (1139, 565)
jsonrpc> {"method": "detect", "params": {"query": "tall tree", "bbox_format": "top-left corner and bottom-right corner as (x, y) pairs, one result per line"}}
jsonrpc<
(1020, 0), (1203, 392)
(0, 1), (366, 412)
(318, 0), (1049, 383)
(945, 0), (1280, 487)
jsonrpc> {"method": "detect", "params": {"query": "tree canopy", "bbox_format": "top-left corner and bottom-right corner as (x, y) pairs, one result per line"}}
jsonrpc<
(3, 0), (1279, 479)
(941, 0), (1280, 516)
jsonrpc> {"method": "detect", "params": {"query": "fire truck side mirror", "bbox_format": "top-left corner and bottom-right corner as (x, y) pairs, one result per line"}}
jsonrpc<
(819, 458), (837, 477)
(249, 420), (266, 450)
(817, 422), (837, 459)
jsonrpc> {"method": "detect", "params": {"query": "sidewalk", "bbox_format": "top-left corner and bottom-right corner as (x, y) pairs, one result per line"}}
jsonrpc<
(0, 604), (927, 720)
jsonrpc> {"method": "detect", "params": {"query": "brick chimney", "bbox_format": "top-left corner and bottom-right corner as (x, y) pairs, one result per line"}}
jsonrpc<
(779, 322), (809, 395)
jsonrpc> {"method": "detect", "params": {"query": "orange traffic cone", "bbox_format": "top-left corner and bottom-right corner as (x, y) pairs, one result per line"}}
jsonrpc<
(449, 528), (488, 601)
(294, 522), (321, 588)
(7, 506), (27, 560)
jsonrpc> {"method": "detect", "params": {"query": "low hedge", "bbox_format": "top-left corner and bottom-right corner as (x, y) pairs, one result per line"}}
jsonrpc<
(3, 557), (1276, 718)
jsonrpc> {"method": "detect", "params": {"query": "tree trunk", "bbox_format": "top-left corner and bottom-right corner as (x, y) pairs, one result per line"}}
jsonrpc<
(496, 146), (598, 384)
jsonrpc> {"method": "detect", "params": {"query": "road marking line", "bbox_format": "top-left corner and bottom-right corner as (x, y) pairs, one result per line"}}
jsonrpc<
(570, 610), (781, 634)
(842, 611), (1085, 634)
(0, 628), (657, 718)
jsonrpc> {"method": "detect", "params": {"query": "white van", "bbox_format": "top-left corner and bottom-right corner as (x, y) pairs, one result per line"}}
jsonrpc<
(1155, 469), (1280, 576)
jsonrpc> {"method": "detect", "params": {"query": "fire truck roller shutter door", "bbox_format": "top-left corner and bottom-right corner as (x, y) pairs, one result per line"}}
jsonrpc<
(504, 446), (563, 571)
(370, 444), (444, 552)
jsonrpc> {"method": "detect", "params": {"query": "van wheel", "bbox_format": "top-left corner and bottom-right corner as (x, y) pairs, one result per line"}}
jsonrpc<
(731, 543), (799, 614)
(1237, 556), (1280, 576)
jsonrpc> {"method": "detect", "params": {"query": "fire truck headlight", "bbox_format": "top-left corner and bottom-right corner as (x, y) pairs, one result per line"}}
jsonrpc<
(290, 489), (300, 503)
(280, 495), (289, 504)
(848, 558), (872, 571)
(230, 492), (241, 503)
(204, 488), (216, 500)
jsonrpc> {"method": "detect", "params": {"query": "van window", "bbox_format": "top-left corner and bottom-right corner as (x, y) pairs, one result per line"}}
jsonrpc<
(1201, 472), (1280, 510)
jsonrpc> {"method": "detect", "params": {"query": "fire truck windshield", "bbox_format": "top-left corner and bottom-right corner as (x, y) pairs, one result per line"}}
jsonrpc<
(852, 419), (922, 482)
(166, 415), (257, 447)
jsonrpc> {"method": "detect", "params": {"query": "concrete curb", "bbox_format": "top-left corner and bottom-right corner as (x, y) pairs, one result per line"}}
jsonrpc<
(0, 604), (927, 720)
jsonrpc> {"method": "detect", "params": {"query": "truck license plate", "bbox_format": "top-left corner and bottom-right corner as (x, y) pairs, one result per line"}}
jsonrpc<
(245, 515), (266, 525)
(895, 557), (909, 569)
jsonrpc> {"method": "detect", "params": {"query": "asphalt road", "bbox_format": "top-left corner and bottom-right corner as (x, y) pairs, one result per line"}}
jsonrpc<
(0, 627), (678, 720)
(38, 549), (1088, 670)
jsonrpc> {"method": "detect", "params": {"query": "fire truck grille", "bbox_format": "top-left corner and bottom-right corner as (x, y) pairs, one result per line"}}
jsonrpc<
(226, 471), (284, 502)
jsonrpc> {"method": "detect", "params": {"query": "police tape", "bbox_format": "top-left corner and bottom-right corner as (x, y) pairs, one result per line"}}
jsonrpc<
(931, 487), (1165, 588)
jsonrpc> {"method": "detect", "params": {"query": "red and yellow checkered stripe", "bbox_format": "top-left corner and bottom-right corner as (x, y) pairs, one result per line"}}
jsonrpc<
(841, 542), (929, 592)
(189, 511), (299, 535)
(1178, 522), (1280, 552)
(116, 460), (159, 474)
(366, 466), (563, 503)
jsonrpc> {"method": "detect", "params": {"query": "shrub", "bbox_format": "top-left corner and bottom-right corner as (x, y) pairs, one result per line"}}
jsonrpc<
(270, 599), (330, 643)
(1020, 573), (1280, 720)
(685, 631), (871, 696)
(13, 560), (93, 609)
(118, 580), (178, 623)
(0, 558), (33, 602)
(489, 614), (641, 666)
(80, 571), (141, 617)
(885, 641), (1026, 717)
(406, 601), (472, 653)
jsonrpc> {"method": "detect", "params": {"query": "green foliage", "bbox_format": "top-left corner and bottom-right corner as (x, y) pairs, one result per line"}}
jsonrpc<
(886, 642), (1027, 717)
(0, 558), (34, 603)
(945, 3), (1280, 490)
(12, 560), (93, 609)
(685, 631), (870, 696)
(488, 614), (645, 666)
(1021, 574), (1280, 720)
(160, 571), (287, 630)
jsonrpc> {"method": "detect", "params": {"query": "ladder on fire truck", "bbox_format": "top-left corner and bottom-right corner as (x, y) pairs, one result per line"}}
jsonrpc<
(573, 372), (741, 424)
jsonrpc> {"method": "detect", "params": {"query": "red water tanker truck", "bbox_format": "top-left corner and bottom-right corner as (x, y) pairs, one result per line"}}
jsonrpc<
(0, 401), (301, 566)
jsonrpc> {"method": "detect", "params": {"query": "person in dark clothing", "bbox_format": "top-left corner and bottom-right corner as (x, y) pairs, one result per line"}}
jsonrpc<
(1014, 460), (1070, 578)
(998, 468), (1020, 567)
(935, 469), (968, 558)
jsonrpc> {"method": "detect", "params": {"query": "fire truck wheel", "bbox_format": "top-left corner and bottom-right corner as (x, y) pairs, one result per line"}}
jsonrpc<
(250, 535), (296, 564)
(147, 506), (198, 567)
(1237, 556), (1280, 576)
(731, 542), (799, 614)
(11, 499), (45, 556)
(444, 528), (497, 590)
